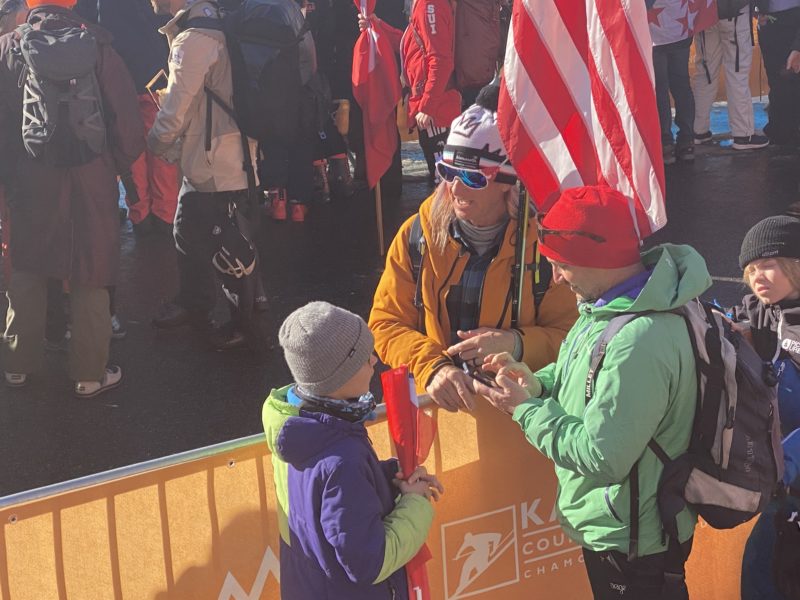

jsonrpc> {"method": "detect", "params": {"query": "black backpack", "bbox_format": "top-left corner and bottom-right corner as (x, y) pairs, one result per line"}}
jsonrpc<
(717, 0), (751, 19)
(182, 0), (309, 143)
(586, 299), (784, 565)
(14, 22), (106, 167)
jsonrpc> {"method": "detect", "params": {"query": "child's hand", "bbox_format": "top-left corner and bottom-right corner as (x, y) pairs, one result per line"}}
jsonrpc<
(394, 466), (445, 501)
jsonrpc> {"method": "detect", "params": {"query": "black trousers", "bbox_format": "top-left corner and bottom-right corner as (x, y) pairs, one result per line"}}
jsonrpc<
(653, 37), (695, 147)
(582, 538), (693, 600)
(173, 186), (263, 329)
(759, 8), (800, 144)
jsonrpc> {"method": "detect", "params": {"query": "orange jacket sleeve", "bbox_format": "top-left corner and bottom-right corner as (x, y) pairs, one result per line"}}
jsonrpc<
(369, 216), (454, 391)
(518, 281), (577, 372)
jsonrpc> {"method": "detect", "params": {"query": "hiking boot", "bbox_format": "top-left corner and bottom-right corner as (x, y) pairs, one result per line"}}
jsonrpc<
(74, 366), (122, 398)
(676, 145), (695, 162)
(313, 160), (331, 203)
(44, 334), (69, 353)
(208, 323), (247, 352)
(328, 156), (355, 198)
(5, 372), (27, 387)
(152, 302), (212, 330)
(732, 134), (770, 150)
(694, 131), (713, 145)
(662, 143), (676, 165)
(290, 202), (308, 223)
(111, 314), (127, 340)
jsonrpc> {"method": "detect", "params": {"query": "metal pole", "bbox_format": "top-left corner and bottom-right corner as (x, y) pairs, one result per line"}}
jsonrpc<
(376, 180), (385, 256)
(511, 185), (530, 326)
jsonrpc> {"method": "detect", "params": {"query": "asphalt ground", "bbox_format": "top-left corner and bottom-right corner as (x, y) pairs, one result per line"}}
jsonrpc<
(1, 131), (799, 497)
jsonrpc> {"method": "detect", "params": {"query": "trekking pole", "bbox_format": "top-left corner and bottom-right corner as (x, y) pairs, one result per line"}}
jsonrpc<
(376, 181), (385, 256)
(511, 184), (530, 327)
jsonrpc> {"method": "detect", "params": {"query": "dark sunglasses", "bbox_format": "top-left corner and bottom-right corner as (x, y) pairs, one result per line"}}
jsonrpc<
(435, 161), (492, 190)
(535, 214), (606, 244)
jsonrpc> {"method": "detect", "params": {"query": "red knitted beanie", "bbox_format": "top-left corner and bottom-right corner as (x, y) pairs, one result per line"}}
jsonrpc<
(538, 186), (641, 268)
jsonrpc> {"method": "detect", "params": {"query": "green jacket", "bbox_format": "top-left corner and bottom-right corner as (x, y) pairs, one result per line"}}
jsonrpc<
(512, 244), (712, 557)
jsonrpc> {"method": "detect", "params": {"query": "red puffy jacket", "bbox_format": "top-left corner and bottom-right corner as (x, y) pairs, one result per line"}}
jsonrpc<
(400, 0), (461, 129)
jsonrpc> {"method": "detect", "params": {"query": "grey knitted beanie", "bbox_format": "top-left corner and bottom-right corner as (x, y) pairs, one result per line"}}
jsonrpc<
(279, 301), (375, 397)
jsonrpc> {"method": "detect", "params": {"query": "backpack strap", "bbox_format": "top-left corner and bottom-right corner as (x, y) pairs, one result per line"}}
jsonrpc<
(204, 87), (257, 204)
(407, 213), (427, 335)
(531, 243), (552, 313)
(181, 16), (224, 31)
(585, 311), (655, 561)
(585, 313), (646, 404)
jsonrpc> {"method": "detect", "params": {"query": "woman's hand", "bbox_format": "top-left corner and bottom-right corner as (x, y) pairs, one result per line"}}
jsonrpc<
(426, 364), (477, 412)
(446, 328), (518, 366)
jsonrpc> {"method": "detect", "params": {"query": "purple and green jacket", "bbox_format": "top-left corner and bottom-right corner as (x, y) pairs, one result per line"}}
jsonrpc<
(262, 385), (434, 599)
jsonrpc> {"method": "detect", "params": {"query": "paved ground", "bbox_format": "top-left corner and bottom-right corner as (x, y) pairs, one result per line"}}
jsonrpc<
(1, 104), (799, 497)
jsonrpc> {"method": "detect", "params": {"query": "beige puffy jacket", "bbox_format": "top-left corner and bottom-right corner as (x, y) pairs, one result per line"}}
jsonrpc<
(147, 0), (257, 193)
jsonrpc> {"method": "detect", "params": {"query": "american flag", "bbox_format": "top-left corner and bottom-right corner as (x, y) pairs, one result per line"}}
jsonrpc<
(498, 0), (668, 238)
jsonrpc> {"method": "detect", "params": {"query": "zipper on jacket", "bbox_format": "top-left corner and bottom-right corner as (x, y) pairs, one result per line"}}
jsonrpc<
(436, 247), (465, 329)
(604, 485), (623, 522)
(476, 255), (497, 325)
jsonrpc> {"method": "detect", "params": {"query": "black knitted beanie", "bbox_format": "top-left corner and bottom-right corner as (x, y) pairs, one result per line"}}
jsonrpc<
(739, 215), (800, 269)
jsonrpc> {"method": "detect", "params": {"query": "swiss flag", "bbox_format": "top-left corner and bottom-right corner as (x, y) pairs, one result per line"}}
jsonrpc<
(381, 366), (438, 600)
(352, 0), (402, 189)
(648, 0), (718, 46)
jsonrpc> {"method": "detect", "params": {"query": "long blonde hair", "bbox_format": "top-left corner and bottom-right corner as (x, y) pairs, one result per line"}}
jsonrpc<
(427, 181), (519, 253)
(743, 257), (800, 294)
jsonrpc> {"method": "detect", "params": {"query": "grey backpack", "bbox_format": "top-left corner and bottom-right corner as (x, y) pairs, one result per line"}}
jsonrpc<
(586, 299), (784, 562)
(14, 22), (106, 166)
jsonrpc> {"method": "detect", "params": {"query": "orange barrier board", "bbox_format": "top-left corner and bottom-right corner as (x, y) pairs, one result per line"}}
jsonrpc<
(0, 400), (754, 599)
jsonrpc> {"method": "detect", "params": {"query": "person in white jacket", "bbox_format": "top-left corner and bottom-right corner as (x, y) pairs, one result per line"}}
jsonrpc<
(692, 7), (770, 150)
(148, 0), (265, 351)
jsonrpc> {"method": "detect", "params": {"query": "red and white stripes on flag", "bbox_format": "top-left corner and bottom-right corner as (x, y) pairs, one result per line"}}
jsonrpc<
(498, 0), (667, 238)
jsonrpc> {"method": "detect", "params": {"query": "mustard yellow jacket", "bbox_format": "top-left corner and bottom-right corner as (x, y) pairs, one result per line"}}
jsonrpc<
(369, 196), (578, 391)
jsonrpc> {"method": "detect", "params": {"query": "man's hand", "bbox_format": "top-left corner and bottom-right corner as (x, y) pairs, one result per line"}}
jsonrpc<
(474, 352), (542, 414)
(357, 13), (373, 32)
(788, 50), (800, 74)
(415, 111), (433, 130)
(394, 466), (445, 501)
(446, 328), (518, 365)
(426, 365), (477, 412)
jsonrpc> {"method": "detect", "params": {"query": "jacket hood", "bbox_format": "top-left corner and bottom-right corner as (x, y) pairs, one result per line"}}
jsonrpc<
(262, 386), (299, 459)
(276, 410), (369, 468)
(594, 244), (712, 315)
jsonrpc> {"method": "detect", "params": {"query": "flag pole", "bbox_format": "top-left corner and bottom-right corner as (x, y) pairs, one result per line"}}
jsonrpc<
(375, 181), (385, 256)
(511, 185), (530, 327)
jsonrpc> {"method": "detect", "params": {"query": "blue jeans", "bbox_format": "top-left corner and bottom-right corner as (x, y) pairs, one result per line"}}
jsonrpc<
(653, 37), (695, 148)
